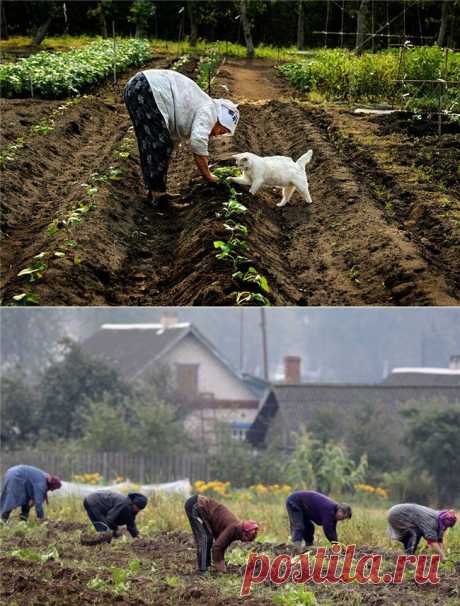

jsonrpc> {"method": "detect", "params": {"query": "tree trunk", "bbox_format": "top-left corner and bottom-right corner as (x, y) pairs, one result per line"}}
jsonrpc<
(297, 0), (304, 50)
(32, 2), (59, 46)
(437, 0), (450, 47)
(188, 0), (198, 47)
(98, 2), (108, 39)
(240, 0), (254, 59)
(355, 0), (369, 53)
(1, 1), (9, 40)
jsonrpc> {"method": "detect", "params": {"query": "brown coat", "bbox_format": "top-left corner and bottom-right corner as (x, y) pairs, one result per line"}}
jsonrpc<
(197, 495), (243, 562)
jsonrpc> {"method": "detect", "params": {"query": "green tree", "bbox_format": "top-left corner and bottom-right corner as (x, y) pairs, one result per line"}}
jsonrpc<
(128, 0), (156, 38)
(80, 385), (191, 455)
(80, 394), (134, 452)
(284, 430), (318, 490)
(404, 406), (460, 505)
(210, 424), (256, 486)
(0, 369), (39, 447)
(134, 385), (192, 454)
(316, 443), (367, 496)
(39, 339), (132, 440)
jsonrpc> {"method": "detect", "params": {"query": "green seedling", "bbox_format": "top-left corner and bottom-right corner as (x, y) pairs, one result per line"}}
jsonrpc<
(272, 585), (318, 606)
(233, 267), (270, 293)
(164, 575), (181, 588)
(226, 547), (248, 566)
(224, 220), (248, 236)
(12, 291), (40, 305)
(349, 265), (361, 284)
(213, 166), (241, 180)
(17, 261), (47, 282)
(233, 291), (271, 306)
(9, 546), (60, 563)
(0, 137), (25, 168)
(223, 200), (248, 218)
(171, 55), (190, 71)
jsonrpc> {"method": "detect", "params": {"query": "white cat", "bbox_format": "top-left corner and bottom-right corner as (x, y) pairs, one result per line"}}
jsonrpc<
(229, 150), (313, 206)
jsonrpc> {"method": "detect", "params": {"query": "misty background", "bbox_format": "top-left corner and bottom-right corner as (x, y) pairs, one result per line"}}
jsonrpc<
(2, 307), (460, 382)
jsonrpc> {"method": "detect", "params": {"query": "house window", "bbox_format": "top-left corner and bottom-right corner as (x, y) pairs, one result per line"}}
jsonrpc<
(176, 364), (199, 395)
(231, 422), (251, 441)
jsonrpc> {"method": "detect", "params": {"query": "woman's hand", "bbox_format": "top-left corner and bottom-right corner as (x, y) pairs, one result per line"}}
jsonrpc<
(429, 541), (445, 561)
(214, 560), (226, 573)
(194, 154), (217, 182)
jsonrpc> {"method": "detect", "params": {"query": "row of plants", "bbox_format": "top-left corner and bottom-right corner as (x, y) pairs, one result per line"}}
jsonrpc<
(0, 97), (84, 169)
(193, 480), (389, 503)
(197, 47), (221, 91)
(194, 480), (294, 499)
(11, 128), (135, 305)
(170, 54), (191, 72)
(212, 167), (271, 306)
(278, 46), (460, 113)
(0, 38), (153, 98)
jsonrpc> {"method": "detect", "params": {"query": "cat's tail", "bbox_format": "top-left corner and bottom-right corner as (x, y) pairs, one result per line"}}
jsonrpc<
(296, 150), (313, 170)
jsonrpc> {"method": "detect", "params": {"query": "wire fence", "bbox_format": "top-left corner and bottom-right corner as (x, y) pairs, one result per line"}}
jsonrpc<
(0, 451), (210, 483)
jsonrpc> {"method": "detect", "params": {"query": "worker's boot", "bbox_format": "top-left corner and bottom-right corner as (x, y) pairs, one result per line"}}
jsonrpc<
(293, 540), (304, 555)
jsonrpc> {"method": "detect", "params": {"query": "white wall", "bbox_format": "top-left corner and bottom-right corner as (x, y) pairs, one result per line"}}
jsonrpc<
(159, 333), (256, 401)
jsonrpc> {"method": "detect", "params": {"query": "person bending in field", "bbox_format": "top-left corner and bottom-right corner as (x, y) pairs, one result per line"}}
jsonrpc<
(0, 464), (61, 523)
(286, 490), (352, 553)
(82, 491), (147, 544)
(124, 68), (239, 207)
(185, 494), (259, 573)
(388, 503), (456, 561)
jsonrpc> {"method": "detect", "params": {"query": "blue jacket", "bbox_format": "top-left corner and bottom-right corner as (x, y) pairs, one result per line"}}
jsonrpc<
(1, 465), (49, 518)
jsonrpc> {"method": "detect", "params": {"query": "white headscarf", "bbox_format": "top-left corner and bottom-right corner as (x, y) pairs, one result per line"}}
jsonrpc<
(215, 99), (240, 134)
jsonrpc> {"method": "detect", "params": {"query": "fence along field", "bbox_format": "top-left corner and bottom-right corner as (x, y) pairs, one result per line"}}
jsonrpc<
(1, 34), (459, 306)
(0, 450), (210, 484)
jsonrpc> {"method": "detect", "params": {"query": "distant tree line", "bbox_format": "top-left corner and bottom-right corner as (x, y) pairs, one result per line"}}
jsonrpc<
(1, 1), (458, 51)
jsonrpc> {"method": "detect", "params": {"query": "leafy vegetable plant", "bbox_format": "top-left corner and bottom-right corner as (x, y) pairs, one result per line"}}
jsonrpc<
(0, 39), (152, 98)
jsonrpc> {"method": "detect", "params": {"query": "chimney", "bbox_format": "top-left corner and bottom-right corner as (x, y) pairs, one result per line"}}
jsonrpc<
(284, 356), (301, 384)
(449, 355), (460, 370)
(160, 313), (178, 328)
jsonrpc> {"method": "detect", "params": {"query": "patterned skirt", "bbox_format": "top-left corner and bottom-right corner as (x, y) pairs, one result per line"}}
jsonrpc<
(123, 72), (174, 193)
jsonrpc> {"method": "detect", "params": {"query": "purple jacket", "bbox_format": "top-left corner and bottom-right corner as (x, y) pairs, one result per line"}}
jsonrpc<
(288, 491), (338, 542)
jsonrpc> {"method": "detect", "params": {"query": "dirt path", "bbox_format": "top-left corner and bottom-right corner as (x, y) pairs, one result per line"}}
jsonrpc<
(218, 58), (287, 101)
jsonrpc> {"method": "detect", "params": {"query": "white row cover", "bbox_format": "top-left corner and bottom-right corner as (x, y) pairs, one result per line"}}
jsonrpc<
(49, 479), (191, 498)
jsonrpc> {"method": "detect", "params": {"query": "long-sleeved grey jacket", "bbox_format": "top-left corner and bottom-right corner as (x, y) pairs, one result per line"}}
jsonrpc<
(388, 503), (443, 543)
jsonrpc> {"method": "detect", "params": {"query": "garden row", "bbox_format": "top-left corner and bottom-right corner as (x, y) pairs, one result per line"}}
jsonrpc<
(0, 38), (152, 98)
(190, 50), (273, 306)
(213, 167), (271, 306)
(278, 46), (460, 113)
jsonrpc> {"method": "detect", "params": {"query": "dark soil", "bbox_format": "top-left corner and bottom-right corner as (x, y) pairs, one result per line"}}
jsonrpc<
(1, 524), (458, 606)
(1, 57), (458, 305)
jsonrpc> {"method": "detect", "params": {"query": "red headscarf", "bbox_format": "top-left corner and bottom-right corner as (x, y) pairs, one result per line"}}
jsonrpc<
(46, 474), (62, 491)
(439, 509), (457, 530)
(242, 520), (259, 539)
